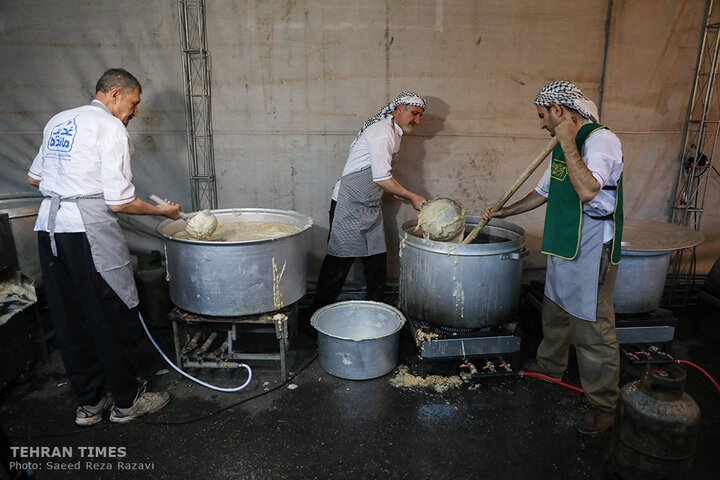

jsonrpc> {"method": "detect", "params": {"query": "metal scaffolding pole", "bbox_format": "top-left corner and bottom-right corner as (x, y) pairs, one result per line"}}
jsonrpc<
(668, 0), (720, 306)
(178, 0), (217, 211)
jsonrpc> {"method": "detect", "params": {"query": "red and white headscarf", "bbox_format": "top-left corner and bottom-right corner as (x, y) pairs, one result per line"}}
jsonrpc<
(534, 81), (599, 123)
(351, 91), (427, 148)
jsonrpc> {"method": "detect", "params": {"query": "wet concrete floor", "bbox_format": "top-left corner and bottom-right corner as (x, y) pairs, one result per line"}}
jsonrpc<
(1, 296), (719, 480)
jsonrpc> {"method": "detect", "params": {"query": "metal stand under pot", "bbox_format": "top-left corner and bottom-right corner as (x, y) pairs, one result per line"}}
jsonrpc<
(169, 306), (293, 380)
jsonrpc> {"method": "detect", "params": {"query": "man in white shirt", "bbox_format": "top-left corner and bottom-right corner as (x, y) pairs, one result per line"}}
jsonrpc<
(27, 69), (181, 426)
(311, 92), (427, 312)
(483, 81), (623, 436)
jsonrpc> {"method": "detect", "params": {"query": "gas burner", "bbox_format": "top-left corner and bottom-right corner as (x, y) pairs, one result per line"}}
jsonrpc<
(407, 316), (522, 361)
(417, 319), (518, 338)
(420, 321), (480, 335)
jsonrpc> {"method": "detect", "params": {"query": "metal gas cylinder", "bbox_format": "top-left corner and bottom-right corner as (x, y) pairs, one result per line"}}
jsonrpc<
(610, 365), (701, 479)
(134, 250), (171, 328)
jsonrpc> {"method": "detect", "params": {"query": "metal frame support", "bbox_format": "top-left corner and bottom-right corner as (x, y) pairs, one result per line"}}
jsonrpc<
(178, 0), (217, 211)
(668, 0), (720, 306)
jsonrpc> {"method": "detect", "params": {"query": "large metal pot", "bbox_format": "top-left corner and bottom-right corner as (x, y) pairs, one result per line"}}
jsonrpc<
(0, 196), (43, 285)
(312, 301), (405, 380)
(157, 208), (312, 316)
(614, 220), (704, 314)
(399, 217), (528, 329)
(614, 250), (671, 314)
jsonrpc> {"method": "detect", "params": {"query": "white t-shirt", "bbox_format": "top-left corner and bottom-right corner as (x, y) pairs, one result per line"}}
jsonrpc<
(535, 126), (623, 242)
(28, 100), (136, 233)
(332, 117), (403, 200)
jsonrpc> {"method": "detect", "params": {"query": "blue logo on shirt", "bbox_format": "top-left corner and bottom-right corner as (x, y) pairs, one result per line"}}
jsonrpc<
(46, 116), (78, 158)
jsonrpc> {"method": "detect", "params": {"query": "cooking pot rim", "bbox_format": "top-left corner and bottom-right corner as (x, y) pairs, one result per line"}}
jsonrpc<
(400, 216), (525, 256)
(311, 300), (406, 341)
(156, 207), (313, 244)
(0, 197), (42, 219)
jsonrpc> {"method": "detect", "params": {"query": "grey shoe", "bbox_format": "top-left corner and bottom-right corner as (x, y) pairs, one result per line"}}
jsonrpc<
(76, 393), (114, 426)
(109, 385), (170, 424)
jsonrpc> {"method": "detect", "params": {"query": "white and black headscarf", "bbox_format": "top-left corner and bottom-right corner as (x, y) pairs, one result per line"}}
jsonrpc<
(534, 81), (599, 123)
(350, 91), (427, 148)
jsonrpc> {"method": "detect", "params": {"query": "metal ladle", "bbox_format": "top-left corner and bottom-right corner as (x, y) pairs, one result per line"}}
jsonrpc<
(149, 194), (218, 240)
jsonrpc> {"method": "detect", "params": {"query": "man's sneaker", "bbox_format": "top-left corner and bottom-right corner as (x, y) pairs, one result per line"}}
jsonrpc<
(76, 393), (113, 426)
(109, 386), (170, 424)
(576, 407), (615, 436)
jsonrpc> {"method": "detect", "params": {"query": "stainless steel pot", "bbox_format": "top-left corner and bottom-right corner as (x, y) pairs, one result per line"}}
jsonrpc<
(312, 301), (405, 380)
(399, 217), (528, 329)
(614, 250), (670, 314)
(157, 208), (312, 316)
(613, 219), (705, 314)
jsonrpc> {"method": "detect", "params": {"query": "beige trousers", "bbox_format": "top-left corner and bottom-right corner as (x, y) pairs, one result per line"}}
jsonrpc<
(536, 244), (620, 413)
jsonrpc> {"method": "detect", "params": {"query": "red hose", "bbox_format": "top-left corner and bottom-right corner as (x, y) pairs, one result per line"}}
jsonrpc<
(519, 371), (584, 393)
(676, 359), (720, 395)
(520, 361), (720, 396)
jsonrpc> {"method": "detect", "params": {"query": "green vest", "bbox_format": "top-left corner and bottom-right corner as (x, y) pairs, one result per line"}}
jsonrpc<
(541, 123), (623, 264)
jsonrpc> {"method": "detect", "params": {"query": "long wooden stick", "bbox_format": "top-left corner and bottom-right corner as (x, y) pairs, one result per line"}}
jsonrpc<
(461, 137), (558, 244)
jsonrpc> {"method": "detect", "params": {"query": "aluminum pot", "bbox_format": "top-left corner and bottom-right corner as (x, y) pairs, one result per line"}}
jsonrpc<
(613, 220), (705, 314)
(613, 250), (671, 314)
(0, 196), (43, 285)
(399, 217), (528, 329)
(157, 208), (312, 316)
(312, 301), (406, 380)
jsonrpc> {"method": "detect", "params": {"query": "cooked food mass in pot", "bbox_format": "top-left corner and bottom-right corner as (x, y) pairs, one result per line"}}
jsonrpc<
(173, 220), (300, 242)
(416, 197), (466, 243)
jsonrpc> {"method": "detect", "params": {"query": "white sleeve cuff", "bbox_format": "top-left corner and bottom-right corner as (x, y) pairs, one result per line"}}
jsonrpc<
(535, 185), (549, 198)
(104, 195), (136, 206)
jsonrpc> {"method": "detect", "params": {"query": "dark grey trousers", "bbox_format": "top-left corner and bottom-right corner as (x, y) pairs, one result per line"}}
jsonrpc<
(38, 231), (141, 408)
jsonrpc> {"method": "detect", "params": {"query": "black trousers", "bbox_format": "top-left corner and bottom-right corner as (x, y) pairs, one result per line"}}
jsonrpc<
(38, 232), (141, 408)
(311, 200), (387, 310)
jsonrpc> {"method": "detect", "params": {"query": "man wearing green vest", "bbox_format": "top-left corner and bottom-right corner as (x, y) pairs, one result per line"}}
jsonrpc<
(483, 81), (623, 436)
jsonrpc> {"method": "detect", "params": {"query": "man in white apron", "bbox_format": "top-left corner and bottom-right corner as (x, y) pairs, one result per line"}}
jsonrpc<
(27, 69), (181, 426)
(311, 92), (428, 312)
(483, 81), (624, 436)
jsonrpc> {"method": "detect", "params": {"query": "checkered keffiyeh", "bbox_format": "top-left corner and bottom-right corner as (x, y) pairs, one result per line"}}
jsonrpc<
(350, 91), (427, 148)
(534, 81), (599, 123)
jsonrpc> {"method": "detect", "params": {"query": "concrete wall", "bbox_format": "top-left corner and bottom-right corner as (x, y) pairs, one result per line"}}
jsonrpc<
(1, 0), (715, 284)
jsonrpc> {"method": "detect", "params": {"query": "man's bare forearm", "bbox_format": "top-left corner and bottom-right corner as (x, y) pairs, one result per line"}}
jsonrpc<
(108, 197), (180, 219)
(483, 190), (546, 220)
(558, 139), (600, 202)
(375, 178), (426, 210)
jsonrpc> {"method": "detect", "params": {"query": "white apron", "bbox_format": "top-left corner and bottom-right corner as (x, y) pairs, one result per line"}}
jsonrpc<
(544, 216), (604, 322)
